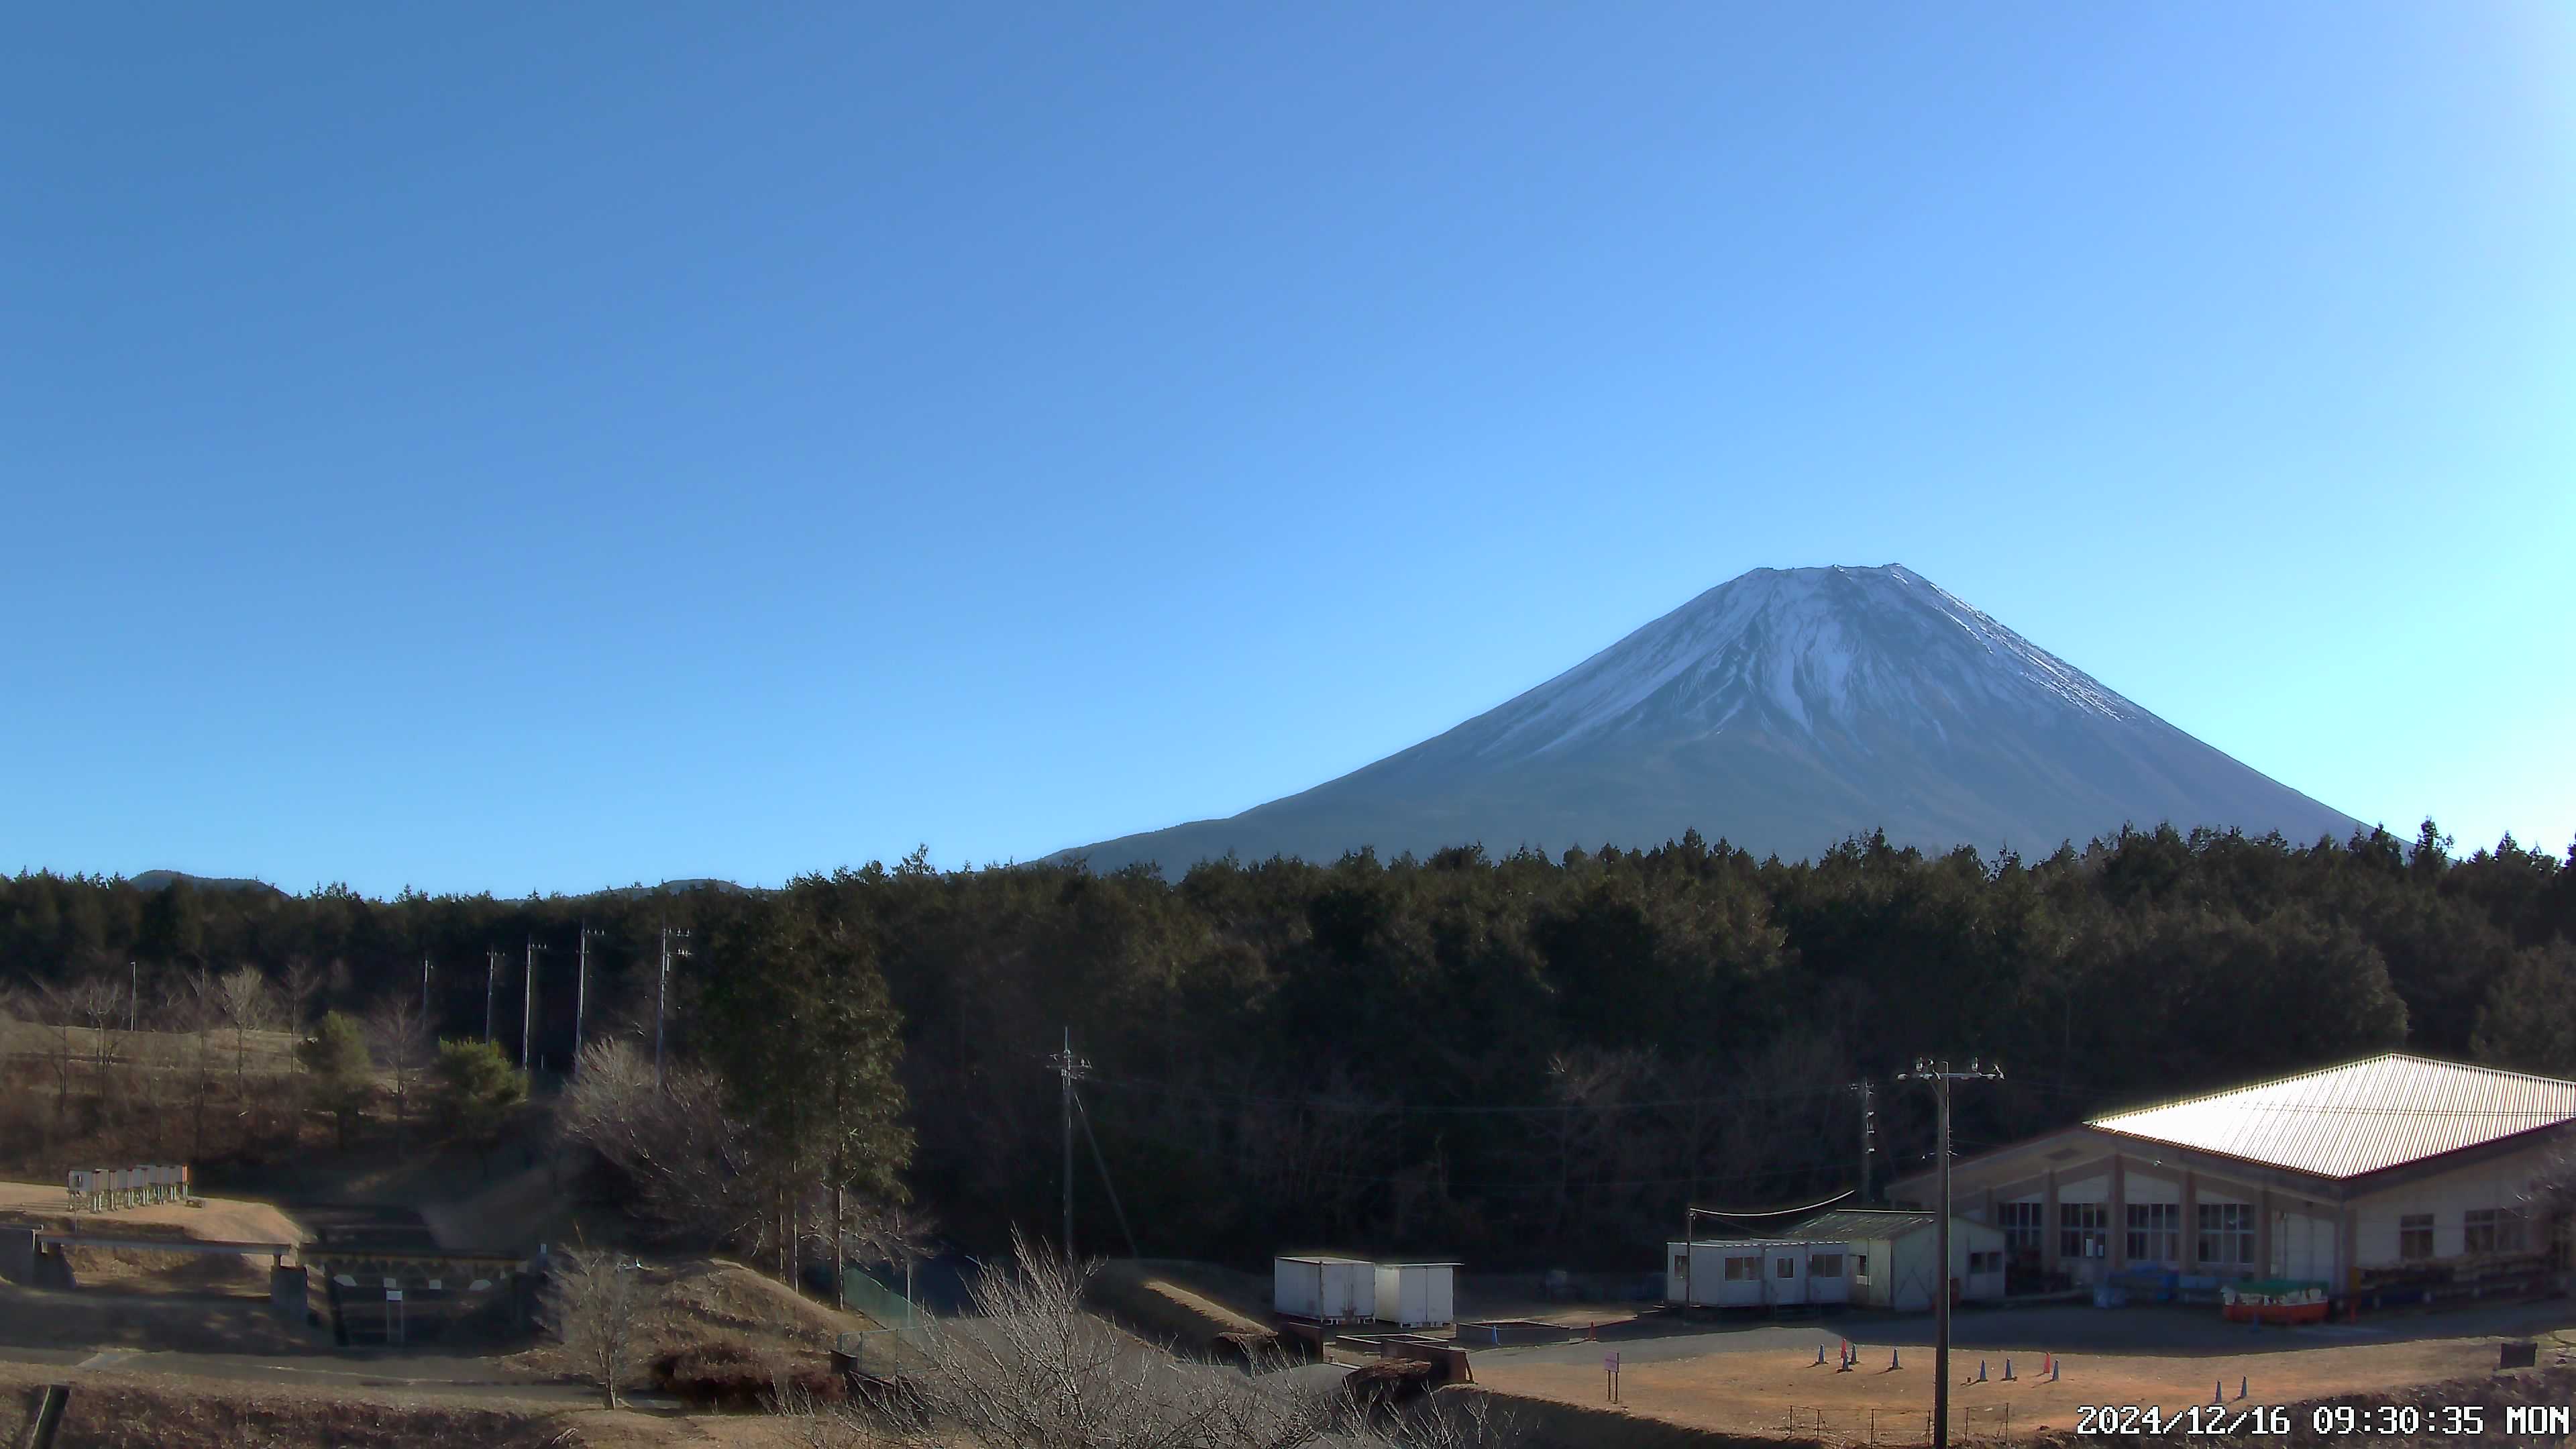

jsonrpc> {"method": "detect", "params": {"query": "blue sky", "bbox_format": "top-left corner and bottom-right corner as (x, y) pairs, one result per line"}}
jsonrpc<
(5, 5), (2570, 896)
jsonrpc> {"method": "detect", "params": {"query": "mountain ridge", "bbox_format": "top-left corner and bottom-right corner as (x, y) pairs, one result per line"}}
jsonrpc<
(1059, 564), (2361, 873)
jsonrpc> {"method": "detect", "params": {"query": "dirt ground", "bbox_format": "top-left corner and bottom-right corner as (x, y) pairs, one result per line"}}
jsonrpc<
(1475, 1326), (2576, 1442)
(0, 1178), (309, 1244)
(0, 1177), (311, 1301)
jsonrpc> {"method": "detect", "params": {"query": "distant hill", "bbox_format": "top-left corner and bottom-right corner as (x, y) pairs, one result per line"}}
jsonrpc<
(604, 878), (749, 898)
(1058, 564), (2362, 873)
(127, 870), (282, 896)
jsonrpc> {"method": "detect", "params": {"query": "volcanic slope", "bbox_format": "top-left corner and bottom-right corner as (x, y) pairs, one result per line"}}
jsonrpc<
(1063, 564), (2361, 873)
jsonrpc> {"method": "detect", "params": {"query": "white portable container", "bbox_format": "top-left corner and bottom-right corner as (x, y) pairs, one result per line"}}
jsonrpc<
(1370, 1263), (1458, 1328)
(1666, 1238), (1851, 1308)
(1274, 1256), (1377, 1322)
(1805, 1244), (1853, 1305)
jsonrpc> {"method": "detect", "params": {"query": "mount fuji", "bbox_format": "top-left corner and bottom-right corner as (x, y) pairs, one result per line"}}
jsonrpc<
(1062, 564), (2361, 873)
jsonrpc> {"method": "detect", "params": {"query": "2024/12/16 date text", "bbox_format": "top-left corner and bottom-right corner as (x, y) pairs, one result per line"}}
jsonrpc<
(2078, 1404), (2515, 1436)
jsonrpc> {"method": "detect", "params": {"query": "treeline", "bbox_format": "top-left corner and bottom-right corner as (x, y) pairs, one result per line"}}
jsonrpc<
(5, 822), (2574, 1269)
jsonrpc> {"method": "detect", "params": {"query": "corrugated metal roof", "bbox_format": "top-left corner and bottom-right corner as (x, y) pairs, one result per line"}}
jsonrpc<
(1786, 1210), (1939, 1240)
(2088, 1054), (2576, 1179)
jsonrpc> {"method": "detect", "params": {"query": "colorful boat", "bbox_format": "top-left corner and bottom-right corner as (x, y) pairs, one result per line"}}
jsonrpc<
(2220, 1278), (2331, 1325)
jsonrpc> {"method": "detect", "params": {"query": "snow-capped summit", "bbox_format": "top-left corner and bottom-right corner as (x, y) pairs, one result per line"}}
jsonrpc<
(1061, 565), (2359, 871)
(1461, 564), (2132, 763)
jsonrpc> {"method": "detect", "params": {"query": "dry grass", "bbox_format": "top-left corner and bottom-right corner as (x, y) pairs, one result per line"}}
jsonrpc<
(0, 1020), (301, 1075)
(1477, 1324), (2576, 1442)
(1088, 1259), (1273, 1354)
(0, 1179), (309, 1241)
(0, 1358), (648, 1449)
(510, 1256), (881, 1399)
(423, 1163), (570, 1250)
(0, 1178), (311, 1304)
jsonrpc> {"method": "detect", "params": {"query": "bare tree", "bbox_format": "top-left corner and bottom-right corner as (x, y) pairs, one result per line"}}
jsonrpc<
(280, 957), (325, 1048)
(365, 995), (434, 1152)
(775, 1228), (1518, 1449)
(542, 1240), (651, 1408)
(217, 967), (276, 1097)
(164, 969), (223, 1160)
(36, 981), (81, 1120)
(66, 973), (125, 1103)
(558, 1038), (767, 1248)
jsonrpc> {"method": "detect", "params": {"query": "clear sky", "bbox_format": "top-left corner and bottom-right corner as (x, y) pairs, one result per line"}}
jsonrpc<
(6, 5), (2571, 897)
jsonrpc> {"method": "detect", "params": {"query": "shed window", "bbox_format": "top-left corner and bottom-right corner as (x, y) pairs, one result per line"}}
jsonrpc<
(1672, 1252), (1688, 1279)
(1854, 1253), (1870, 1280)
(1968, 1250), (2002, 1275)
(2399, 1214), (2434, 1261)
(1775, 1256), (1797, 1278)
(1809, 1254), (1843, 1279)
(1723, 1256), (1758, 1281)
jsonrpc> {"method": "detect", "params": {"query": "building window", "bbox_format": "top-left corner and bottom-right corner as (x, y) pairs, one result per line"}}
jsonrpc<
(1854, 1253), (1870, 1280)
(2399, 1214), (2434, 1261)
(1776, 1256), (1796, 1278)
(1999, 1201), (2044, 1258)
(2126, 1203), (2181, 1265)
(1672, 1252), (1688, 1279)
(2465, 1209), (2528, 1254)
(1810, 1254), (1843, 1278)
(1968, 1250), (2002, 1275)
(2197, 1203), (2255, 1267)
(1724, 1256), (1758, 1281)
(2061, 1203), (2108, 1259)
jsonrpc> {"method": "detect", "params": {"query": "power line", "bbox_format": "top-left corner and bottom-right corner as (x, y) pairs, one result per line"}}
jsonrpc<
(1085, 1071), (1851, 1118)
(1071, 1089), (1140, 1258)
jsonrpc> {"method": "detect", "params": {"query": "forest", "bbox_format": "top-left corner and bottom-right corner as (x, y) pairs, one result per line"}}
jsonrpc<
(3, 820), (2573, 1271)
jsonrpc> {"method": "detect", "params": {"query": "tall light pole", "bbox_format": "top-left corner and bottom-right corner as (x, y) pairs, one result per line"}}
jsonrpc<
(484, 949), (505, 1042)
(421, 955), (433, 1027)
(1049, 1028), (1091, 1263)
(522, 938), (551, 1072)
(1900, 1058), (2003, 1449)
(655, 926), (691, 1089)
(573, 924), (607, 1075)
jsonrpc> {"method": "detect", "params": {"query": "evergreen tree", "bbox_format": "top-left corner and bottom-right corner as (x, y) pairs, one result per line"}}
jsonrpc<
(298, 1010), (374, 1148)
(433, 1038), (528, 1173)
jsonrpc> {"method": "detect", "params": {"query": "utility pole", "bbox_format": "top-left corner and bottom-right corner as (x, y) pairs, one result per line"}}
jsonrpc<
(128, 961), (138, 1034)
(1899, 1058), (2003, 1449)
(573, 923), (606, 1075)
(484, 949), (505, 1042)
(421, 956), (433, 1027)
(522, 938), (551, 1072)
(1049, 1028), (1090, 1263)
(655, 926), (690, 1089)
(1848, 1080), (1877, 1204)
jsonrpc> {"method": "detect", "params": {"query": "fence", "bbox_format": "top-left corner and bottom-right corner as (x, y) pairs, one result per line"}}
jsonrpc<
(841, 1267), (918, 1330)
